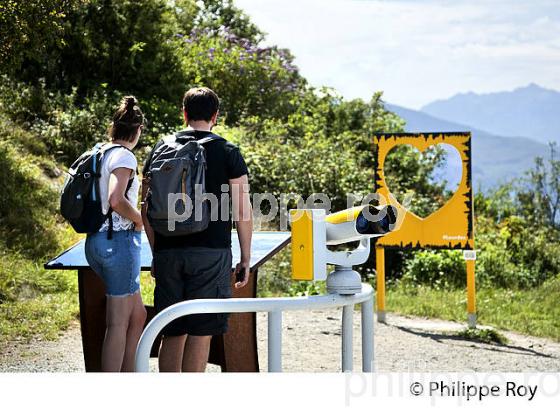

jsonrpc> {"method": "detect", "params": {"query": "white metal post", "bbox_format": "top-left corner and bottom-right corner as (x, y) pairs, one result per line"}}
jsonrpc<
(268, 310), (282, 372)
(342, 304), (353, 372)
(361, 295), (374, 372)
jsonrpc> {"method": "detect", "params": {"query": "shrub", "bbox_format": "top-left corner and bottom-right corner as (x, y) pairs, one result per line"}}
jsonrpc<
(401, 249), (466, 289)
(0, 77), (118, 164)
(177, 27), (306, 125)
(475, 215), (560, 289)
(257, 248), (292, 297)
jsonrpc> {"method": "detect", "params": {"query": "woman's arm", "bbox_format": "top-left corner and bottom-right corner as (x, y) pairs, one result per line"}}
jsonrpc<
(108, 167), (142, 230)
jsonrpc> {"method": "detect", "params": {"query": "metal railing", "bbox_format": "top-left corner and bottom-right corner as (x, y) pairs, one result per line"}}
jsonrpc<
(135, 283), (374, 372)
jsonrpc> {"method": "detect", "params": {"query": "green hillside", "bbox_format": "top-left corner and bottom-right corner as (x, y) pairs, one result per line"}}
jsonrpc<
(0, 114), (80, 343)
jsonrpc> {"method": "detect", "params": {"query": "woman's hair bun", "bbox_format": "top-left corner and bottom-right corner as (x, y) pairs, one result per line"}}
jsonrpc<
(109, 95), (144, 141)
(123, 96), (137, 112)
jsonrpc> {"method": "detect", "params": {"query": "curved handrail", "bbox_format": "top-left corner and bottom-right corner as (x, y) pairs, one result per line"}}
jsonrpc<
(135, 283), (373, 372)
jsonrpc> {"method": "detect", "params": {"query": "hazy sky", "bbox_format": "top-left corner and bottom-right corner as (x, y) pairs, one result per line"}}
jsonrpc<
(235, 0), (560, 109)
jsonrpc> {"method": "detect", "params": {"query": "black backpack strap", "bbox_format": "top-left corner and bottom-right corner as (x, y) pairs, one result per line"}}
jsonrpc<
(197, 134), (225, 144)
(99, 143), (131, 159)
(107, 209), (114, 240)
(174, 130), (225, 145)
(94, 144), (125, 178)
(174, 129), (196, 141)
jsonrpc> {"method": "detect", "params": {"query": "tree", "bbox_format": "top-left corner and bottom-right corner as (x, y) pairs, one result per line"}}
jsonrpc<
(177, 27), (306, 125)
(193, 0), (263, 42)
(518, 142), (560, 229)
(0, 0), (73, 74)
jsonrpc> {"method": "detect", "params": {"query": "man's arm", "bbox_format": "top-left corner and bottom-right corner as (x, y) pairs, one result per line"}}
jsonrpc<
(230, 174), (253, 288)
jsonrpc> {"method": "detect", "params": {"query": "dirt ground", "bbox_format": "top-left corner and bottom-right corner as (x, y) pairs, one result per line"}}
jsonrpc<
(1, 310), (559, 372)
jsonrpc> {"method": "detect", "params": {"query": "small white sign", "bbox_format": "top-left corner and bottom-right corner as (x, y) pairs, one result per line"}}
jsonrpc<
(463, 250), (477, 260)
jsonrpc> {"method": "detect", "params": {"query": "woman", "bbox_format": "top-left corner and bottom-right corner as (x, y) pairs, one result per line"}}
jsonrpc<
(85, 96), (147, 372)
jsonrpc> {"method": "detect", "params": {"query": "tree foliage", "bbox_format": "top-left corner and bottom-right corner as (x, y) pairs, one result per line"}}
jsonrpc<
(6, 0), (291, 127)
(178, 26), (306, 125)
(224, 89), (405, 211)
(0, 0), (74, 73)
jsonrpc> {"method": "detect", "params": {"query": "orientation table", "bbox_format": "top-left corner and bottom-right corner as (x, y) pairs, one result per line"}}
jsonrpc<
(45, 231), (291, 372)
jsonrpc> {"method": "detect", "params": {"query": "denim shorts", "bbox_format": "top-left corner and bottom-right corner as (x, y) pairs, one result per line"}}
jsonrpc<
(85, 229), (142, 297)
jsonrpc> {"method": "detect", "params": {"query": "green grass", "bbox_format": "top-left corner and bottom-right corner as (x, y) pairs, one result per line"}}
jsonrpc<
(0, 245), (80, 346)
(386, 277), (560, 341)
(0, 229), (81, 348)
(140, 272), (155, 306)
(0, 289), (78, 343)
(453, 328), (509, 345)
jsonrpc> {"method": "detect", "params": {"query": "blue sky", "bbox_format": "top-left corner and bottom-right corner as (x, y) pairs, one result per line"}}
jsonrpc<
(235, 0), (560, 108)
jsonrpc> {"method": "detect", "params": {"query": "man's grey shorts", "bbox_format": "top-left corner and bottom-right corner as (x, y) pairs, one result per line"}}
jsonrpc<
(153, 247), (232, 336)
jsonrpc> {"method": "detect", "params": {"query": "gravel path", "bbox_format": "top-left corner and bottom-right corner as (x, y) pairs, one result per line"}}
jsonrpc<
(1, 311), (559, 372)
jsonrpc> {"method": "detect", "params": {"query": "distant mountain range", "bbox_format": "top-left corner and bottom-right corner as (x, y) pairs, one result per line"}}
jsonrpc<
(385, 103), (549, 191)
(421, 83), (560, 144)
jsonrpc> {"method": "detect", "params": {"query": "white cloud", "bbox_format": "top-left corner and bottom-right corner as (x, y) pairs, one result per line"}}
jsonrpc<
(235, 0), (560, 108)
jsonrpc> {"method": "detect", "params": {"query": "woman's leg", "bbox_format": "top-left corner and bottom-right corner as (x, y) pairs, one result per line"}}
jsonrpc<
(121, 292), (147, 372)
(102, 295), (134, 372)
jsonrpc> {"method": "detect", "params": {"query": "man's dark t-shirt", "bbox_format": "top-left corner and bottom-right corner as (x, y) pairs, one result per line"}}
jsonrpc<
(143, 130), (248, 251)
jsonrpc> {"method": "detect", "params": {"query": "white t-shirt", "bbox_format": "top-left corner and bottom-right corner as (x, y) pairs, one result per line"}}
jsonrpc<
(98, 145), (139, 232)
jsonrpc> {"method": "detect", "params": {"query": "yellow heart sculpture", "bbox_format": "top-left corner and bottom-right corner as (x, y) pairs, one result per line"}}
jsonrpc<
(373, 132), (477, 327)
(374, 132), (474, 250)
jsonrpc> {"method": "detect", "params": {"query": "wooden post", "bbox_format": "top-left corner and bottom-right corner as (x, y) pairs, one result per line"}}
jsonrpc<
(77, 268), (106, 372)
(221, 268), (259, 372)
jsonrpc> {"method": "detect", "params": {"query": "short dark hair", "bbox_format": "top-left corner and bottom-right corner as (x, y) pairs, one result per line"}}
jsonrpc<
(182, 87), (220, 122)
(108, 96), (144, 142)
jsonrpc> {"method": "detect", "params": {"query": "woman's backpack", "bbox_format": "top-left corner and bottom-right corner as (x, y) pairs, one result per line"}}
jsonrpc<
(60, 143), (131, 236)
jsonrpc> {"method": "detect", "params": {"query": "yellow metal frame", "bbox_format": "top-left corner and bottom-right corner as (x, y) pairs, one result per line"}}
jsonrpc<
(373, 133), (476, 325)
(290, 209), (314, 280)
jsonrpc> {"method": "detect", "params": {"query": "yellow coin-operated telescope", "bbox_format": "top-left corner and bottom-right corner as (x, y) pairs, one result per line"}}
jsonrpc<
(290, 205), (398, 295)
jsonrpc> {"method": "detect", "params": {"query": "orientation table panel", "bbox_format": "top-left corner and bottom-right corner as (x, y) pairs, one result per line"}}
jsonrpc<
(46, 231), (290, 271)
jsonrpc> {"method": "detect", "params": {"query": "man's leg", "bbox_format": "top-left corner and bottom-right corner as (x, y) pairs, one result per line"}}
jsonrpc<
(182, 335), (212, 372)
(159, 334), (187, 372)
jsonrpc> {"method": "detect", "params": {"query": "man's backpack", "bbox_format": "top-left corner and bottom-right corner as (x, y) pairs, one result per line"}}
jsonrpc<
(60, 143), (132, 237)
(145, 130), (223, 236)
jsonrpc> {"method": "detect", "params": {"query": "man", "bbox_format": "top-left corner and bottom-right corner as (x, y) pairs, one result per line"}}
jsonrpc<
(141, 87), (253, 372)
